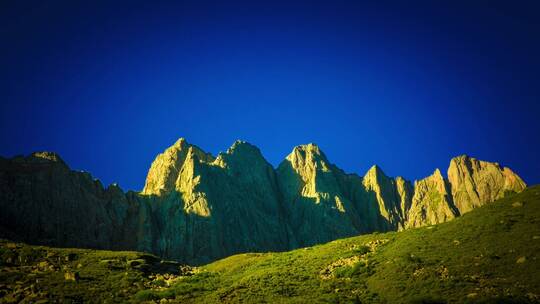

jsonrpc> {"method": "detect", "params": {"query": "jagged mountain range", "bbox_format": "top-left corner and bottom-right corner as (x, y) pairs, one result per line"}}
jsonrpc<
(0, 138), (526, 264)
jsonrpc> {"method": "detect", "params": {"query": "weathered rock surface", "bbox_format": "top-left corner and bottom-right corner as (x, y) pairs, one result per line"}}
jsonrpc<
(406, 169), (458, 228)
(0, 139), (527, 264)
(448, 155), (526, 214)
(142, 138), (214, 196)
(360, 166), (412, 231)
(277, 144), (359, 247)
(145, 140), (293, 263)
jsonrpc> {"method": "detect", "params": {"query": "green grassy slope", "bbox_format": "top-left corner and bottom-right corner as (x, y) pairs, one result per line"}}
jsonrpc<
(1, 186), (540, 303)
(0, 243), (194, 303)
(140, 186), (540, 303)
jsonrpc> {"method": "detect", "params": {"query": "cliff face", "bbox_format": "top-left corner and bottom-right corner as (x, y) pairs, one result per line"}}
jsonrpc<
(0, 152), (154, 254)
(0, 139), (527, 264)
(276, 144), (359, 247)
(447, 155), (526, 214)
(360, 166), (412, 231)
(406, 169), (458, 228)
(142, 140), (292, 263)
(142, 138), (214, 196)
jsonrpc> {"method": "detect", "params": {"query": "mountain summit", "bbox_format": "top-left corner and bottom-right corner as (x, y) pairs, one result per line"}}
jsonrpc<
(0, 138), (527, 264)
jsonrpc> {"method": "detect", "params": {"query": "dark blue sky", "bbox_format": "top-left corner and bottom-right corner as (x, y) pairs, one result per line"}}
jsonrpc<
(1, 1), (539, 190)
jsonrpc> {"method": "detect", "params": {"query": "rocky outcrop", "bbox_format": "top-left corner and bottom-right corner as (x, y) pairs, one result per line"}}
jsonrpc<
(0, 139), (527, 264)
(276, 144), (359, 247)
(142, 138), (214, 196)
(143, 140), (293, 263)
(406, 169), (458, 228)
(447, 155), (526, 214)
(360, 166), (412, 231)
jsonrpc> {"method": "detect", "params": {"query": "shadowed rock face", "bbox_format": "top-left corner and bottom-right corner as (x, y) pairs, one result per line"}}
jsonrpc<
(0, 139), (527, 264)
(0, 152), (154, 254)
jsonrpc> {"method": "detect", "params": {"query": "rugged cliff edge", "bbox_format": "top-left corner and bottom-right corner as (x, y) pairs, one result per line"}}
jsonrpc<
(0, 139), (527, 264)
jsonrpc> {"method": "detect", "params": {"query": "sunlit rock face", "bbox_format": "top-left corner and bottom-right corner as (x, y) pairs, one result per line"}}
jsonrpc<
(0, 138), (527, 264)
(404, 156), (527, 229)
(142, 138), (214, 196)
(360, 165), (412, 231)
(406, 169), (458, 228)
(447, 155), (526, 214)
(276, 144), (360, 247)
(142, 139), (293, 264)
(275, 144), (416, 245)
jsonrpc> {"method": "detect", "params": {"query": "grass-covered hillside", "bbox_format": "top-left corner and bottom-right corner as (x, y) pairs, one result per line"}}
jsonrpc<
(1, 186), (540, 303)
(0, 241), (197, 303)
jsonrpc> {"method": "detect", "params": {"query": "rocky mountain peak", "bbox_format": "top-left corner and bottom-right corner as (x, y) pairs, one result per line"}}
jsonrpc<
(172, 137), (187, 148)
(225, 140), (262, 157)
(365, 164), (383, 174)
(359, 164), (409, 231)
(284, 143), (331, 172)
(24, 151), (68, 167)
(0, 140), (529, 265)
(290, 143), (324, 157)
(213, 140), (270, 173)
(142, 138), (214, 195)
(430, 168), (444, 183)
(363, 165), (389, 186)
(407, 168), (456, 229)
(31, 151), (64, 162)
(447, 154), (526, 213)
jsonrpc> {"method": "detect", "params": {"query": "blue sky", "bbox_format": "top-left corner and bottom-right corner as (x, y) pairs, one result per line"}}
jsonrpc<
(1, 1), (539, 190)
